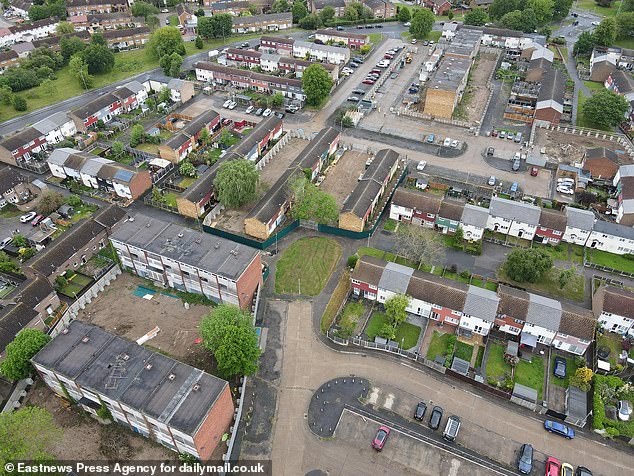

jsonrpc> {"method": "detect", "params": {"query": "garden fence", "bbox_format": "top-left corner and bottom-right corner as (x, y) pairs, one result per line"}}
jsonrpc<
(583, 260), (634, 279)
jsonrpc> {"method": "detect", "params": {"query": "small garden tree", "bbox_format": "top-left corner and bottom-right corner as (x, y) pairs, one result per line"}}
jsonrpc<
(179, 160), (197, 178)
(0, 329), (51, 381)
(214, 159), (259, 208)
(570, 366), (593, 391)
(37, 191), (65, 215)
(503, 247), (553, 283)
(384, 293), (409, 328)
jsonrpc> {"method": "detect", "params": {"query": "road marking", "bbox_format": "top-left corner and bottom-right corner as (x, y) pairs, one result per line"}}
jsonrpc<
(383, 393), (394, 410)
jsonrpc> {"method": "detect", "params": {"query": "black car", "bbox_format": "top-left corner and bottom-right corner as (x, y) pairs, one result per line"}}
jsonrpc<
(553, 356), (567, 379)
(352, 88), (366, 95)
(414, 402), (427, 421)
(575, 467), (592, 476)
(429, 406), (443, 430)
(376, 24), (383, 28)
(349, 62), (359, 68)
(276, 112), (285, 119)
(354, 57), (364, 63)
(517, 444), (533, 474)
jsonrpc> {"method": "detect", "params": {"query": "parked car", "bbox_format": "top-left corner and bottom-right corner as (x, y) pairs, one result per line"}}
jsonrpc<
(426, 134), (435, 143)
(618, 400), (632, 421)
(443, 137), (451, 147)
(488, 175), (496, 186)
(363, 79), (375, 85)
(371, 68), (381, 74)
(347, 96), (360, 102)
(507, 132), (515, 140)
(371, 426), (390, 451)
(442, 415), (460, 442)
(285, 104), (300, 114)
(411, 39), (417, 44)
(416, 160), (427, 171)
(241, 42), (249, 48)
(450, 139), (459, 148)
(544, 420), (575, 439)
(349, 62), (359, 68)
(262, 108), (272, 117)
(404, 22), (411, 27)
(414, 401), (427, 421)
(245, 105), (254, 114)
(354, 56), (364, 63)
(255, 108), (264, 116)
(20, 211), (37, 223)
(276, 112), (285, 119)
(31, 215), (44, 226)
(491, 130), (499, 137)
(499, 131), (507, 139)
(429, 406), (443, 430)
(545, 457), (561, 476)
(530, 166), (539, 176)
(227, 101), (237, 110)
(553, 356), (566, 379)
(517, 444), (533, 474)
(557, 187), (574, 195)
(222, 99), (232, 108)
(561, 463), (574, 476)
(0, 237), (12, 249)
(161, 8), (169, 13)
(575, 467), (592, 476)
(487, 147), (495, 156)
(512, 159), (521, 171)
(336, 25), (344, 31)
(390, 72), (399, 79)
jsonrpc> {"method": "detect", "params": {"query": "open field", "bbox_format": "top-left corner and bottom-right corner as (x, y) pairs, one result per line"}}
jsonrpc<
(575, 0), (622, 17)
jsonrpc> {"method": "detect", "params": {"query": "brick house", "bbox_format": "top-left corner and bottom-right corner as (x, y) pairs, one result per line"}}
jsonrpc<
(614, 164), (634, 226)
(66, 0), (128, 16)
(0, 50), (19, 72)
(551, 305), (596, 356)
(207, 1), (251, 15)
(110, 213), (263, 309)
(534, 209), (567, 245)
(102, 26), (150, 49)
(231, 12), (292, 34)
(68, 92), (123, 131)
(315, 29), (369, 50)
(593, 285), (634, 335)
(32, 320), (235, 460)
(0, 126), (47, 167)
(259, 35), (294, 56)
(362, 0), (396, 18)
(310, 0), (346, 17)
(31, 30), (91, 50)
(389, 188), (442, 228)
(158, 110), (220, 163)
(582, 147), (621, 184)
(424, 0), (451, 15)
(435, 199), (464, 234)
(494, 285), (528, 337)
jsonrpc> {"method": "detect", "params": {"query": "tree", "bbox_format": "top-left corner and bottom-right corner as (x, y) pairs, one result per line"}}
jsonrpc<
(179, 160), (197, 178)
(66, 194), (83, 207)
(582, 90), (629, 128)
(129, 124), (146, 147)
(200, 305), (259, 378)
(292, 1), (309, 23)
(131, 1), (159, 17)
(343, 4), (359, 21)
(552, 0), (573, 21)
(0, 85), (13, 105)
(624, 0), (634, 11)
(12, 95), (27, 111)
(299, 13), (322, 29)
(60, 35), (86, 63)
(11, 234), (28, 248)
(397, 6), (411, 23)
(616, 12), (634, 39)
(503, 248), (553, 283)
(271, 92), (284, 108)
(464, 8), (488, 26)
(385, 293), (410, 327)
(56, 21), (75, 35)
(593, 17), (617, 46)
(0, 251), (20, 274)
(213, 13), (233, 38)
(214, 159), (259, 208)
(199, 127), (210, 146)
(320, 5), (336, 23)
(409, 8), (434, 39)
(527, 0), (554, 24)
(195, 8), (205, 17)
(302, 64), (332, 106)
(271, 0), (290, 12)
(0, 407), (61, 468)
(488, 0), (520, 20)
(158, 86), (172, 104)
(195, 35), (204, 49)
(573, 30), (597, 57)
(447, 11), (454, 20)
(0, 329), (51, 381)
(499, 10), (522, 31)
(82, 44), (115, 74)
(110, 140), (124, 158)
(379, 323), (397, 340)
(395, 224), (445, 269)
(147, 26), (185, 59)
(569, 367), (593, 391)
(37, 191), (65, 215)
(90, 32), (107, 47)
(289, 176), (339, 224)
(69, 54), (93, 89)
(558, 267), (575, 289)
(160, 51), (183, 77)
(40, 78), (56, 96)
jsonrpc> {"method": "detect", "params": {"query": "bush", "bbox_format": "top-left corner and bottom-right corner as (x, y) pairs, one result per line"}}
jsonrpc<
(459, 270), (471, 279)
(448, 264), (457, 274)
(347, 254), (359, 269)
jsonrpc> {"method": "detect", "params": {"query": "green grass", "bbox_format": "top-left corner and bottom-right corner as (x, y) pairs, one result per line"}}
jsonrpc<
(178, 176), (198, 188)
(168, 15), (179, 26)
(475, 346), (485, 369)
(339, 301), (364, 330)
(485, 281), (499, 292)
(275, 237), (341, 296)
(368, 33), (383, 44)
(485, 343), (511, 379)
(575, 0), (622, 17)
(515, 356), (545, 400)
(356, 247), (432, 272)
(583, 80), (605, 93)
(383, 218), (397, 232)
(425, 331), (451, 360)
(365, 312), (421, 349)
(576, 90), (612, 131)
(498, 266), (585, 302)
(587, 248), (634, 274)
(58, 272), (93, 298)
(454, 341), (474, 363)
(551, 354), (581, 388)
(615, 38), (634, 49)
(597, 332), (623, 367)
(320, 270), (350, 333)
(135, 142), (160, 154)
(164, 192), (179, 208)
(0, 204), (23, 218)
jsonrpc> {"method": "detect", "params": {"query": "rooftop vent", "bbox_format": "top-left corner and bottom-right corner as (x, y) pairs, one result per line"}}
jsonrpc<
(178, 232), (184, 238)
(192, 383), (200, 391)
(81, 336), (90, 343)
(145, 363), (153, 370)
(121, 353), (129, 361)
(168, 373), (176, 381)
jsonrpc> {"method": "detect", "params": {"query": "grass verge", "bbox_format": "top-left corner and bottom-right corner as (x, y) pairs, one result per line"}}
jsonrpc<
(320, 269), (351, 333)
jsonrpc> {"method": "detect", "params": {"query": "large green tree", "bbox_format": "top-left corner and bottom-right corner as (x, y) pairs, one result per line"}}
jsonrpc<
(582, 90), (629, 128)
(384, 293), (410, 327)
(616, 12), (634, 39)
(573, 30), (597, 56)
(214, 159), (259, 208)
(464, 8), (489, 26)
(289, 177), (338, 224)
(593, 17), (617, 46)
(503, 248), (553, 283)
(0, 407), (62, 468)
(131, 1), (159, 17)
(319, 5), (336, 24)
(488, 0), (520, 20)
(59, 35), (86, 63)
(147, 26), (185, 58)
(624, 0), (634, 11)
(69, 54), (93, 89)
(409, 8), (434, 39)
(302, 64), (332, 106)
(397, 6), (411, 23)
(299, 13), (322, 30)
(552, 0), (573, 21)
(56, 21), (75, 35)
(160, 51), (183, 77)
(129, 124), (146, 147)
(200, 305), (259, 378)
(395, 224), (445, 269)
(82, 44), (115, 75)
(526, 0), (554, 25)
(292, 1), (309, 23)
(37, 191), (65, 215)
(0, 329), (51, 381)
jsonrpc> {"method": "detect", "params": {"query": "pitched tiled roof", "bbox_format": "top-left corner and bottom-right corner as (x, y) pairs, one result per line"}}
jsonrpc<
(461, 204), (489, 228)
(559, 304), (596, 340)
(392, 188), (441, 215)
(539, 209), (566, 232)
(565, 206), (594, 231)
(352, 255), (385, 286)
(438, 199), (465, 221)
(584, 147), (620, 179)
(463, 285), (499, 323)
(526, 293), (561, 331)
(406, 271), (468, 311)
(497, 285), (529, 320)
(489, 197), (541, 225)
(0, 127), (43, 152)
(602, 286), (634, 319)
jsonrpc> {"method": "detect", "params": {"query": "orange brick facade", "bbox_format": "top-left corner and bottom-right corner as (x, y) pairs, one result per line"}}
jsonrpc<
(193, 385), (235, 460)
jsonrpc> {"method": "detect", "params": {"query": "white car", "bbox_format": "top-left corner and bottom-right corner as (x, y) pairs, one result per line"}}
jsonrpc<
(443, 137), (452, 147)
(416, 160), (427, 171)
(263, 108), (272, 117)
(557, 187), (574, 195)
(20, 211), (37, 223)
(411, 39), (417, 44)
(222, 99), (232, 108)
(0, 237), (12, 249)
(161, 8), (169, 13)
(618, 400), (632, 421)
(227, 101), (237, 110)
(450, 139), (459, 148)
(404, 22), (411, 27)
(245, 105), (254, 114)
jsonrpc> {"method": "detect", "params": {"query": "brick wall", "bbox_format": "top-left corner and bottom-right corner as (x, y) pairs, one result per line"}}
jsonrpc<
(237, 254), (263, 310)
(193, 385), (235, 461)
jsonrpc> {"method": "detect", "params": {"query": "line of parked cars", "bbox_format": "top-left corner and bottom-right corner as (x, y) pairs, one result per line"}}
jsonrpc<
(491, 130), (523, 144)
(413, 401), (461, 441)
(556, 177), (575, 195)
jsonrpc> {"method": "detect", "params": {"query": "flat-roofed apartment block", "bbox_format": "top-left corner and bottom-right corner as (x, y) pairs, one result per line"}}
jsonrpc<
(102, 26), (150, 49)
(110, 213), (263, 309)
(31, 320), (234, 460)
(66, 0), (128, 16)
(245, 127), (340, 240)
(158, 110), (220, 163)
(339, 149), (399, 232)
(231, 12), (292, 34)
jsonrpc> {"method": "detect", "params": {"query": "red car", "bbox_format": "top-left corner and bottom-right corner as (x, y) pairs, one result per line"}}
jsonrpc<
(371, 426), (390, 451)
(491, 130), (499, 137)
(545, 457), (561, 476)
(31, 215), (44, 226)
(371, 69), (381, 74)
(530, 167), (539, 176)
(362, 79), (375, 84)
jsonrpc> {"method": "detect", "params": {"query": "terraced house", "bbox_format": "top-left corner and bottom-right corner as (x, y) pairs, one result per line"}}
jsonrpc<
(158, 110), (221, 163)
(315, 29), (369, 49)
(593, 285), (634, 335)
(225, 48), (339, 80)
(231, 12), (292, 34)
(66, 0), (128, 16)
(0, 17), (59, 47)
(103, 26), (150, 49)
(0, 126), (47, 167)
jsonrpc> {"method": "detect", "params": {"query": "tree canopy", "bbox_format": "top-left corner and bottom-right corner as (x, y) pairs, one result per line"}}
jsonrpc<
(593, 17), (617, 46)
(582, 90), (629, 128)
(464, 8), (489, 26)
(409, 8), (434, 39)
(147, 26), (186, 59)
(37, 191), (65, 215)
(200, 305), (259, 378)
(302, 64), (332, 106)
(0, 329), (51, 381)
(82, 44), (115, 75)
(197, 14), (233, 39)
(131, 1), (159, 17)
(292, 1), (309, 23)
(503, 248), (553, 283)
(289, 176), (339, 224)
(395, 224), (445, 269)
(385, 293), (410, 327)
(214, 159), (260, 208)
(397, 6), (411, 23)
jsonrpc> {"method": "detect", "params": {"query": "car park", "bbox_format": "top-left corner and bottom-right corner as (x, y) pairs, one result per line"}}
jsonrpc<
(222, 99), (232, 108)
(553, 356), (566, 379)
(545, 457), (561, 476)
(487, 176), (496, 186)
(371, 426), (390, 451)
(575, 467), (592, 476)
(450, 139), (459, 148)
(544, 420), (574, 439)
(416, 160), (427, 171)
(507, 132), (515, 141)
(255, 108), (264, 116)
(512, 159), (521, 171)
(352, 89), (366, 95)
(262, 108), (272, 117)
(363, 79), (375, 85)
(561, 463), (574, 476)
(20, 212), (37, 223)
(31, 215), (44, 226)
(414, 401), (427, 421)
(618, 400), (632, 421)
(442, 415), (460, 442)
(347, 96), (360, 102)
(429, 406), (443, 430)
(517, 444), (533, 474)
(499, 131), (506, 139)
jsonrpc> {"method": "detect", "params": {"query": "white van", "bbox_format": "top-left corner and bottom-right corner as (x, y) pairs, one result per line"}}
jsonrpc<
(443, 415), (461, 442)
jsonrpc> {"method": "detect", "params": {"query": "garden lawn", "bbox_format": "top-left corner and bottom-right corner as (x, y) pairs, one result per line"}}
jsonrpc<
(369, 33), (383, 44)
(454, 341), (474, 363)
(475, 346), (485, 369)
(339, 301), (364, 330)
(275, 237), (341, 295)
(551, 354), (581, 388)
(425, 331), (451, 360)
(587, 249), (634, 274)
(485, 343), (511, 379)
(0, 204), (22, 218)
(583, 81), (605, 93)
(164, 193), (179, 208)
(365, 312), (421, 349)
(597, 332), (623, 367)
(498, 266), (584, 302)
(515, 356), (545, 400)
(178, 177), (198, 188)
(355, 247), (431, 272)
(135, 142), (160, 154)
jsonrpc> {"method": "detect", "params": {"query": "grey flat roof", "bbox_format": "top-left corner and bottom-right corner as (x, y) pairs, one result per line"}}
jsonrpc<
(526, 293), (561, 330)
(378, 261), (413, 294)
(32, 111), (72, 135)
(427, 55), (470, 91)
(463, 285), (499, 322)
(489, 197), (541, 224)
(110, 213), (259, 280)
(32, 320), (227, 435)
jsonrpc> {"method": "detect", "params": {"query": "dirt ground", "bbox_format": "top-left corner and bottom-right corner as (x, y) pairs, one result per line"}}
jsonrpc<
(179, 95), (218, 117)
(25, 380), (175, 462)
(534, 128), (629, 164)
(320, 150), (371, 208)
(76, 273), (212, 365)
(463, 53), (499, 123)
(213, 136), (309, 233)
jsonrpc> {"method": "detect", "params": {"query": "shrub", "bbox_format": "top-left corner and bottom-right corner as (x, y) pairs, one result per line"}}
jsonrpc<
(459, 270), (471, 279)
(347, 254), (359, 269)
(448, 264), (457, 274)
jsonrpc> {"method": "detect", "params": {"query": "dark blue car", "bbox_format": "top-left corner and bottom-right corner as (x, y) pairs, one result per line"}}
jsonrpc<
(544, 420), (575, 439)
(554, 356), (567, 379)
(517, 444), (533, 474)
